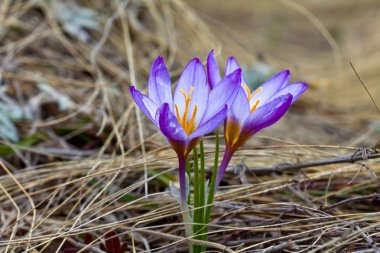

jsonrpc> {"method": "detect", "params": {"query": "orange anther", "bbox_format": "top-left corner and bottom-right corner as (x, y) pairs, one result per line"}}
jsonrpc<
(175, 86), (198, 135)
(250, 100), (260, 113)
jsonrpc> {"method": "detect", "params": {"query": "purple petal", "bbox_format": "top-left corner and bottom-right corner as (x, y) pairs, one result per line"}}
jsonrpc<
(188, 76), (209, 126)
(148, 56), (172, 108)
(173, 58), (208, 126)
(190, 105), (227, 139)
(207, 50), (221, 89)
(228, 86), (250, 125)
(147, 56), (163, 104)
(242, 94), (293, 136)
(225, 57), (246, 85)
(225, 57), (241, 75)
(158, 103), (188, 155)
(224, 87), (249, 150)
(130, 86), (159, 125)
(274, 82), (307, 104)
(252, 70), (290, 105)
(201, 69), (241, 122)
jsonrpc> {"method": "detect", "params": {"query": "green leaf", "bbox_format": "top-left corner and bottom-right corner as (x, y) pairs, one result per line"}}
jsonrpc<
(0, 134), (42, 155)
(148, 170), (175, 185)
(120, 194), (138, 202)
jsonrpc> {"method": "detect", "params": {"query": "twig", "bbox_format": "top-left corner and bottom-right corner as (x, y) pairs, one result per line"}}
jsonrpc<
(248, 150), (380, 173)
(354, 225), (380, 253)
(262, 240), (294, 253)
(350, 61), (380, 112)
(321, 192), (380, 211)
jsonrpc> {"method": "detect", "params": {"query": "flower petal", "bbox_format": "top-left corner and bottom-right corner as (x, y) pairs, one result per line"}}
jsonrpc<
(201, 69), (242, 122)
(243, 94), (293, 136)
(188, 75), (209, 126)
(207, 49), (221, 89)
(190, 105), (227, 139)
(158, 103), (188, 155)
(274, 82), (307, 104)
(229, 86), (250, 125)
(173, 58), (208, 124)
(224, 87), (249, 149)
(225, 57), (246, 85)
(130, 86), (159, 125)
(148, 56), (173, 109)
(252, 69), (290, 106)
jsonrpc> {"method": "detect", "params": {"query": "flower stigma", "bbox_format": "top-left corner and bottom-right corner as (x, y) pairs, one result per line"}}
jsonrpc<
(175, 86), (198, 135)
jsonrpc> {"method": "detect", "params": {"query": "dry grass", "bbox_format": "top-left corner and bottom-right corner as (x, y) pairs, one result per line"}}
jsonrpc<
(0, 0), (379, 252)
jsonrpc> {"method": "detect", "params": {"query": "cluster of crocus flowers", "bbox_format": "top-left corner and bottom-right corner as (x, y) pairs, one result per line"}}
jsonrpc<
(130, 50), (307, 204)
(130, 56), (242, 206)
(131, 51), (307, 252)
(206, 50), (308, 188)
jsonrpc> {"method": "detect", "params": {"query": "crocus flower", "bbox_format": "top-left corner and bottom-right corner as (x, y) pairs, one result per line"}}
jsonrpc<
(130, 55), (241, 205)
(207, 50), (308, 188)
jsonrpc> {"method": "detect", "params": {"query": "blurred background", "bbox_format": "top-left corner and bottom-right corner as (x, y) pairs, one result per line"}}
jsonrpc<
(1, 0), (379, 168)
(0, 1), (380, 252)
(188, 0), (380, 144)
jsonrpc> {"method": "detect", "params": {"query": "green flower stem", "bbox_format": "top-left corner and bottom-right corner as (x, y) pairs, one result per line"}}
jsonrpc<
(193, 147), (202, 238)
(201, 129), (220, 243)
(198, 141), (206, 252)
(186, 157), (191, 205)
(192, 141), (207, 253)
(199, 141), (205, 222)
(193, 147), (201, 253)
(182, 204), (194, 253)
(178, 155), (193, 253)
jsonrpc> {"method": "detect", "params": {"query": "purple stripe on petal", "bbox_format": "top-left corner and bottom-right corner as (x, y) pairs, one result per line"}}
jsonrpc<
(207, 50), (221, 89)
(130, 86), (159, 126)
(253, 69), (290, 106)
(158, 103), (188, 155)
(274, 82), (307, 104)
(190, 105), (227, 139)
(242, 94), (293, 136)
(201, 69), (241, 122)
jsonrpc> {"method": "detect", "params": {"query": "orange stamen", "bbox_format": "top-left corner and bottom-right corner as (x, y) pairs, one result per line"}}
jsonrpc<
(243, 84), (263, 102)
(175, 86), (198, 135)
(243, 84), (252, 101)
(186, 105), (197, 134)
(243, 84), (262, 113)
(252, 87), (262, 97)
(250, 99), (260, 113)
(175, 104), (181, 120)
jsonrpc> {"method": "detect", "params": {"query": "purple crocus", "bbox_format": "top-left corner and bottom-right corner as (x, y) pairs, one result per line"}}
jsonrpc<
(130, 56), (241, 205)
(207, 50), (308, 188)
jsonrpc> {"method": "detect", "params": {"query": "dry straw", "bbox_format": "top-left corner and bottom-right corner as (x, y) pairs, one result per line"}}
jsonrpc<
(0, 0), (379, 252)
